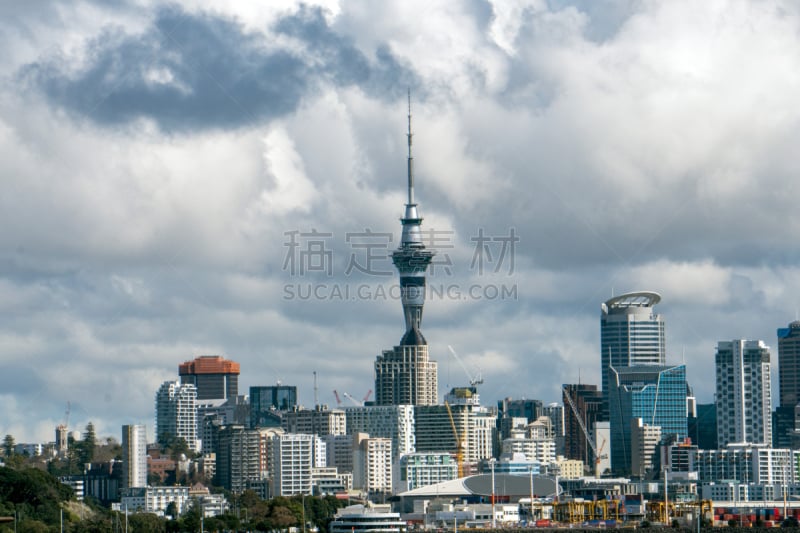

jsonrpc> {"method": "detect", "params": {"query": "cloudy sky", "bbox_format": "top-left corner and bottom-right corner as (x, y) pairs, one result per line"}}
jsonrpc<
(2, 0), (800, 443)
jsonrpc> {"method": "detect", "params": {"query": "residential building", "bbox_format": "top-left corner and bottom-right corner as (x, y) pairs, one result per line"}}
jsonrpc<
(345, 405), (415, 459)
(118, 486), (189, 516)
(281, 405), (346, 436)
(271, 433), (318, 496)
(398, 452), (458, 492)
(541, 403), (565, 456)
(323, 434), (354, 473)
(155, 381), (198, 451)
(555, 456), (584, 479)
(353, 434), (393, 495)
(215, 425), (267, 494)
(600, 292), (665, 417)
(630, 418), (661, 479)
(715, 340), (772, 446)
(608, 365), (688, 475)
(668, 443), (799, 487)
(121, 424), (147, 489)
(178, 355), (240, 401)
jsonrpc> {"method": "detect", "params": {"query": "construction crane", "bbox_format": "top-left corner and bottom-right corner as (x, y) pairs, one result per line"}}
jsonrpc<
(342, 392), (363, 406)
(333, 390), (342, 406)
(562, 387), (607, 469)
(447, 345), (483, 386)
(362, 389), (373, 403)
(444, 401), (466, 477)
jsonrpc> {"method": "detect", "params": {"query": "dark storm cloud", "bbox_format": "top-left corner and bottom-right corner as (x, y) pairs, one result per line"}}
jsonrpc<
(21, 5), (416, 131)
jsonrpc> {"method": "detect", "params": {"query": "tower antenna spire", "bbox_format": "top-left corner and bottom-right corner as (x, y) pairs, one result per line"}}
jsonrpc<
(407, 89), (414, 206)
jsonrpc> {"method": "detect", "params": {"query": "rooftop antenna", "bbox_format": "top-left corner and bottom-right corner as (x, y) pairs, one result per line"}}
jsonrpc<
(313, 371), (318, 408)
(406, 89), (414, 206)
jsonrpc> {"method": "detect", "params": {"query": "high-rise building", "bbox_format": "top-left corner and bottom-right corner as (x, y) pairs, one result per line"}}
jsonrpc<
(178, 355), (240, 401)
(281, 406), (346, 436)
(215, 425), (275, 494)
(630, 418), (661, 479)
(540, 403), (565, 456)
(562, 384), (603, 466)
(250, 384), (297, 428)
(776, 322), (800, 448)
(155, 380), (198, 451)
(271, 433), (319, 496)
(398, 452), (458, 492)
(345, 405), (416, 459)
(374, 102), (437, 406)
(715, 339), (772, 446)
(414, 403), (494, 470)
(601, 292), (665, 416)
(497, 398), (543, 423)
(121, 424), (147, 489)
(688, 403), (717, 450)
(352, 433), (393, 495)
(608, 364), (688, 475)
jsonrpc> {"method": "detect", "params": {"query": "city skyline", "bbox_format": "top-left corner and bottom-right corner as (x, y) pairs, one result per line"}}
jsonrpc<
(3, 1), (800, 442)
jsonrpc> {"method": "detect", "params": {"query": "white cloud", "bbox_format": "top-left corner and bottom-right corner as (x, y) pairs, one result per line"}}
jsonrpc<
(2, 0), (800, 441)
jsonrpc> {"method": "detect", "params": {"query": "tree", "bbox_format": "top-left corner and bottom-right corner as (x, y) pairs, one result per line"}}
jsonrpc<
(165, 501), (179, 520)
(2, 434), (15, 457)
(180, 501), (202, 533)
(77, 422), (97, 465)
(128, 512), (166, 532)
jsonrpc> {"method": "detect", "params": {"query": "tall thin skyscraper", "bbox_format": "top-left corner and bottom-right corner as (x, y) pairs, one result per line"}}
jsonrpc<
(121, 424), (147, 488)
(600, 292), (665, 416)
(715, 339), (772, 446)
(374, 96), (438, 406)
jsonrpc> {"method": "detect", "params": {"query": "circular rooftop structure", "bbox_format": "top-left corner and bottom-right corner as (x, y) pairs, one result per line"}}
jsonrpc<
(604, 291), (661, 309)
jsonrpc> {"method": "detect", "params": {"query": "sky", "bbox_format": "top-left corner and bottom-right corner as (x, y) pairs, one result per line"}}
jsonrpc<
(2, 0), (800, 443)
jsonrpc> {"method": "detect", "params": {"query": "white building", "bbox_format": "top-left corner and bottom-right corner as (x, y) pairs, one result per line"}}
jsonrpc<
(155, 381), (198, 452)
(353, 434), (392, 494)
(118, 486), (190, 516)
(345, 405), (415, 458)
(715, 340), (773, 446)
(271, 433), (319, 496)
(121, 424), (147, 489)
(501, 438), (556, 466)
(630, 418), (661, 479)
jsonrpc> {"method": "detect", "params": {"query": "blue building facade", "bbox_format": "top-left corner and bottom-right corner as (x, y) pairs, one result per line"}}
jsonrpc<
(250, 385), (297, 428)
(608, 364), (688, 475)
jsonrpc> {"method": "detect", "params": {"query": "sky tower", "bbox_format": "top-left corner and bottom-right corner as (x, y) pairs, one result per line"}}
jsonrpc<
(392, 93), (434, 340)
(374, 95), (438, 406)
